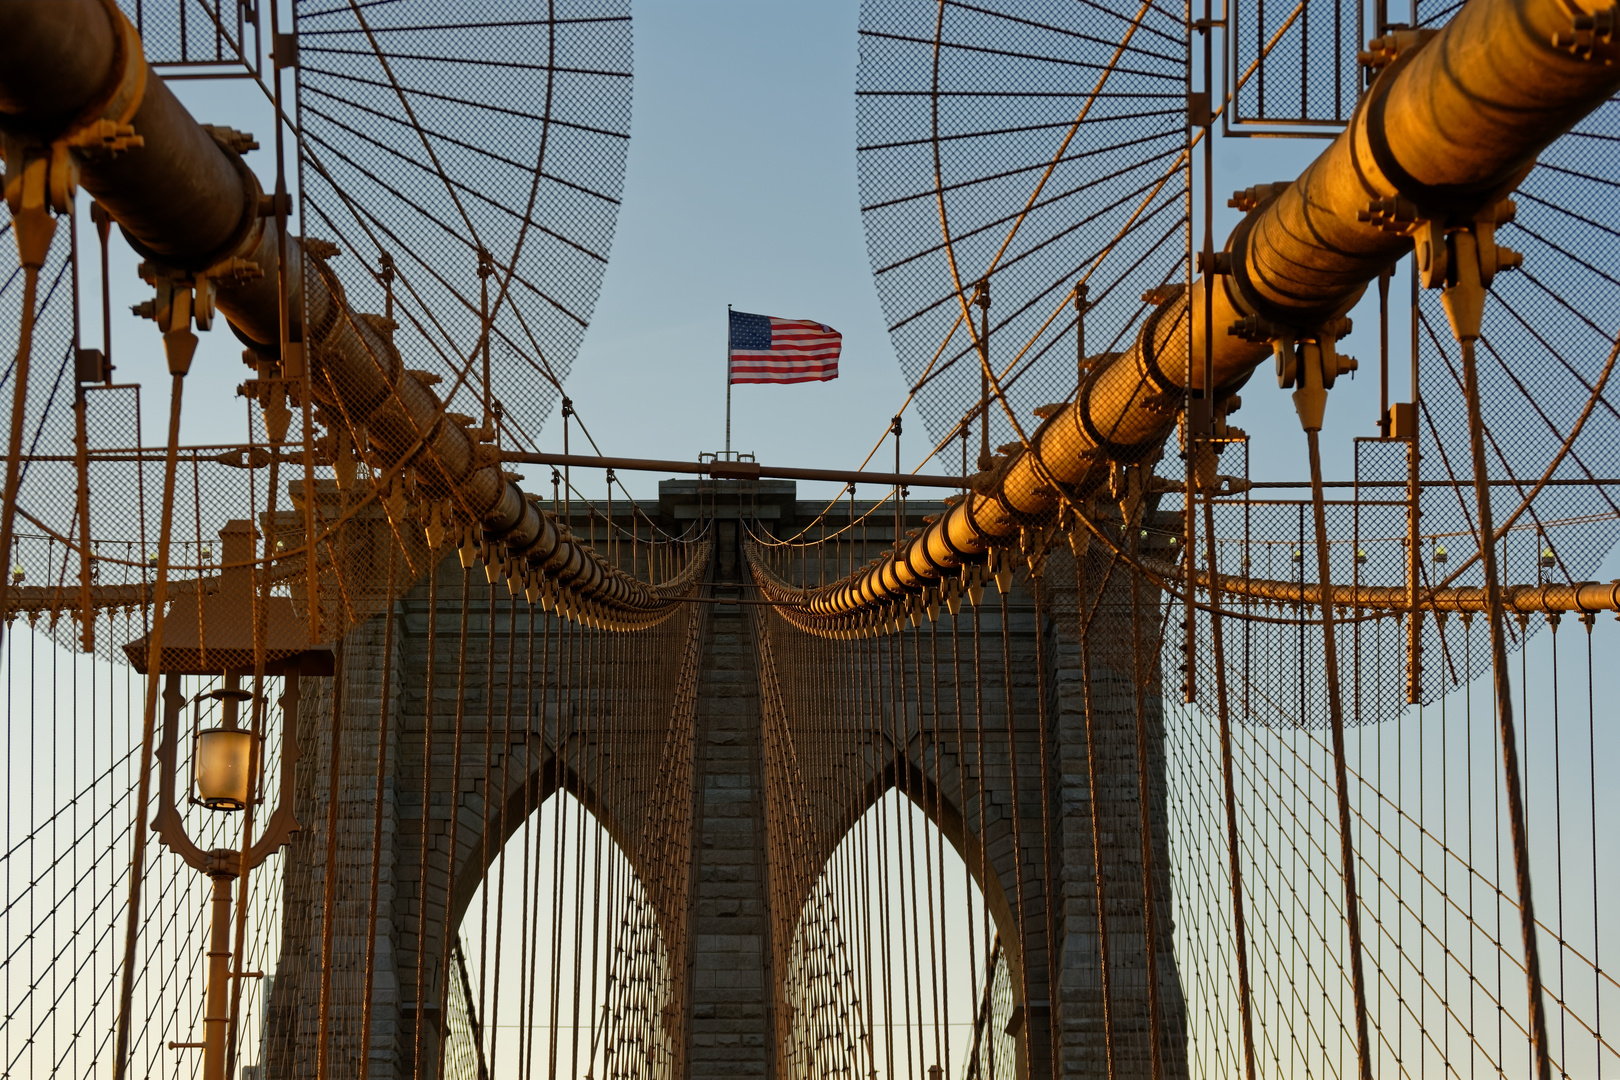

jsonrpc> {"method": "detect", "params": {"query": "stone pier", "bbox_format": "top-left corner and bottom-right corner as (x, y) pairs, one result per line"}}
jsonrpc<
(258, 482), (1185, 1079)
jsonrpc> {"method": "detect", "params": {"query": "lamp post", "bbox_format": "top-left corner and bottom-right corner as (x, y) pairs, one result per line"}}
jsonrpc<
(124, 520), (332, 1080)
(151, 671), (306, 1080)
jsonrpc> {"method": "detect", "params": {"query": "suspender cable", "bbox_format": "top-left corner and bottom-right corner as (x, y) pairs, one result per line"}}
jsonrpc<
(433, 568), (475, 1078)
(1076, 552), (1120, 1080)
(314, 639), (349, 1079)
(1129, 554), (1166, 1080)
(996, 585), (1038, 1076)
(413, 560), (440, 1080)
(1029, 578), (1064, 1079)
(1201, 495), (1259, 1080)
(358, 547), (398, 1080)
(1459, 337), (1554, 1080)
(1305, 430), (1375, 1080)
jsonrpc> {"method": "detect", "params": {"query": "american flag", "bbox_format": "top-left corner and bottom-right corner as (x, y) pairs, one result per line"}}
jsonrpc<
(727, 310), (842, 384)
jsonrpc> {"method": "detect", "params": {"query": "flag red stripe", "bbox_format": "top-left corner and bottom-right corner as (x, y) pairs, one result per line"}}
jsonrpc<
(731, 354), (840, 365)
(729, 367), (838, 375)
(733, 341), (841, 351)
(731, 362), (839, 376)
(731, 364), (839, 372)
(732, 350), (840, 360)
(744, 343), (840, 352)
(730, 367), (840, 376)
(730, 360), (840, 368)
(730, 373), (839, 384)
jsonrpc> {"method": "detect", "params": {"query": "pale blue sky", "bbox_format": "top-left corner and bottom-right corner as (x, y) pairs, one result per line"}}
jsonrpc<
(562, 0), (925, 496)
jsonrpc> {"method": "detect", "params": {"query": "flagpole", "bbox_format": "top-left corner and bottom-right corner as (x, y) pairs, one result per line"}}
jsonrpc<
(725, 304), (732, 456)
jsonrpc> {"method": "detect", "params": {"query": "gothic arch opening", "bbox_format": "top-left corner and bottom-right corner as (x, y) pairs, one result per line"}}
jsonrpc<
(778, 788), (1006, 1080)
(453, 790), (679, 1080)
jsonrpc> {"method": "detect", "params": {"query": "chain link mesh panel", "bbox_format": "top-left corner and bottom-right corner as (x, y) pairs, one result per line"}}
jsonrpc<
(856, 0), (1191, 451)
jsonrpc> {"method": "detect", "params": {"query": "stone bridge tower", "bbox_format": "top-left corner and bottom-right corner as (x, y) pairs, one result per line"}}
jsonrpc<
(259, 480), (1185, 1079)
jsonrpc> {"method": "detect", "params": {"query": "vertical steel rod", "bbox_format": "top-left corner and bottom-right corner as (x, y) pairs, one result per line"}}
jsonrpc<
(1199, 494), (1258, 1080)
(111, 363), (189, 1080)
(314, 644), (349, 1080)
(358, 548), (399, 1080)
(726, 305), (733, 455)
(1306, 429), (1375, 1080)
(203, 867), (239, 1080)
(1407, 266), (1423, 703)
(1459, 338), (1554, 1080)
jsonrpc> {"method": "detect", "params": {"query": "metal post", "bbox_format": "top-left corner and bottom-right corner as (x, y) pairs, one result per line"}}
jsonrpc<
(726, 305), (733, 456)
(562, 396), (573, 523)
(974, 281), (991, 472)
(479, 248), (494, 431)
(1076, 281), (1088, 387)
(70, 208), (95, 652)
(203, 864), (239, 1080)
(1377, 269), (1391, 438)
(891, 415), (902, 549)
(1407, 266), (1423, 703)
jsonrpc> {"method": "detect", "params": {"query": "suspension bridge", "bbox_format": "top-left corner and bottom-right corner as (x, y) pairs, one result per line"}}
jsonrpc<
(0, 0), (1617, 1078)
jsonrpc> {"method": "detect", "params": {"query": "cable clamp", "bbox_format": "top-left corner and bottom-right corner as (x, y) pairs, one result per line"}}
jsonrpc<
(61, 117), (143, 157)
(1357, 26), (1440, 71)
(1432, 206), (1525, 343)
(1110, 461), (1148, 527)
(1019, 523), (1059, 577)
(1413, 200), (1518, 290)
(0, 142), (58, 268)
(1228, 182), (1292, 213)
(1552, 5), (1616, 59)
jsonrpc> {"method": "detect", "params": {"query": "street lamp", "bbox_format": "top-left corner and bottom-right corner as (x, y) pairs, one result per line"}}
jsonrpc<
(123, 520), (332, 1080)
(194, 688), (255, 811)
